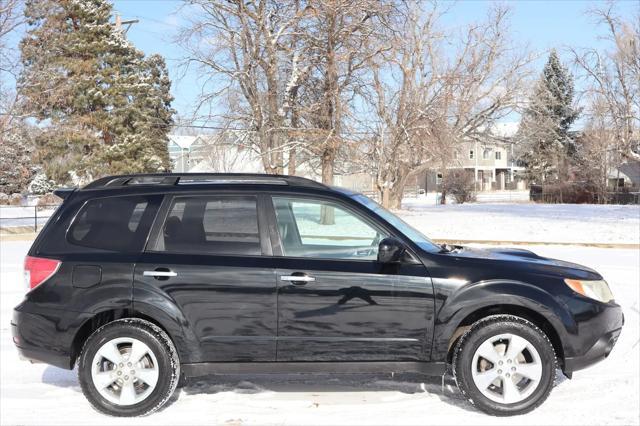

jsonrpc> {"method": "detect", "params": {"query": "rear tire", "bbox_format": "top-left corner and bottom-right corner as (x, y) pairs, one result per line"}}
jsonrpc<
(78, 318), (180, 416)
(452, 315), (556, 416)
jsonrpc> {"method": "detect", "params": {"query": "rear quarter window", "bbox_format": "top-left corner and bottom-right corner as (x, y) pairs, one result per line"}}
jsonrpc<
(68, 195), (161, 252)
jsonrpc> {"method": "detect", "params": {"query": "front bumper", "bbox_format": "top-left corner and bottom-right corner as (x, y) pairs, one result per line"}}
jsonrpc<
(563, 302), (624, 376)
(564, 327), (622, 374)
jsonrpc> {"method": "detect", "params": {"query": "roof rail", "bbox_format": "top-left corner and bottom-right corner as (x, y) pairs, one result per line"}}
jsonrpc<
(82, 173), (328, 190)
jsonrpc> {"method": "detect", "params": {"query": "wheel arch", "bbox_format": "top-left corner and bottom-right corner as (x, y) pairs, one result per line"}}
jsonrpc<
(444, 304), (565, 367)
(431, 279), (576, 369)
(70, 307), (197, 368)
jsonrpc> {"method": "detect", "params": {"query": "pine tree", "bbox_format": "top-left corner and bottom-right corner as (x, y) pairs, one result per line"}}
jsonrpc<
(517, 50), (578, 183)
(19, 0), (173, 184)
(0, 123), (38, 194)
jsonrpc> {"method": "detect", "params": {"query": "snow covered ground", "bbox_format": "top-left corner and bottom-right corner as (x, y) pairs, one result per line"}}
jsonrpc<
(1, 205), (639, 425)
(0, 206), (57, 228)
(398, 200), (640, 245)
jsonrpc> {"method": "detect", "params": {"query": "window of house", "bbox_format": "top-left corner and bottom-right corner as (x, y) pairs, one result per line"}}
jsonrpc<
(495, 151), (502, 160)
(453, 151), (459, 159)
(436, 173), (443, 184)
(483, 149), (490, 159)
(469, 150), (474, 159)
(272, 197), (388, 260)
(154, 196), (261, 256)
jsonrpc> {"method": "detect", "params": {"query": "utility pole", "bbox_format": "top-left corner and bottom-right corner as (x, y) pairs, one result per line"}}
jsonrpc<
(113, 14), (139, 35)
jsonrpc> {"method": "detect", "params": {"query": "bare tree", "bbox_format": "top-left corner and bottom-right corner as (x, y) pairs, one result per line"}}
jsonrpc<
(576, 96), (619, 202)
(0, 0), (24, 138)
(363, 4), (532, 208)
(301, 0), (392, 185)
(571, 4), (640, 163)
(177, 0), (311, 174)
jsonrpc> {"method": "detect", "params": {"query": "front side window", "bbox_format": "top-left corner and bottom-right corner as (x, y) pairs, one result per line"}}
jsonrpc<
(495, 151), (502, 160)
(69, 195), (159, 252)
(153, 196), (261, 256)
(469, 150), (474, 159)
(272, 197), (387, 260)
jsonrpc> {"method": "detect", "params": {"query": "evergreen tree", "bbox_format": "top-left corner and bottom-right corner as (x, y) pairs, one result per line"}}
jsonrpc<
(0, 123), (38, 194)
(517, 50), (578, 183)
(19, 0), (173, 184)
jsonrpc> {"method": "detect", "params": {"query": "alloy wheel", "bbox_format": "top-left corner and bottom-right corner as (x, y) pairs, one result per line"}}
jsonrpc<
(470, 333), (543, 404)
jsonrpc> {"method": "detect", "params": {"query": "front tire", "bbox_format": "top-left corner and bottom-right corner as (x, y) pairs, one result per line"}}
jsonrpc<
(452, 315), (556, 416)
(78, 318), (180, 416)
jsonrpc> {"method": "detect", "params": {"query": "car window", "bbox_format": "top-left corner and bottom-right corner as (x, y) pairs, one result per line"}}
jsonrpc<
(69, 196), (158, 252)
(153, 195), (261, 256)
(272, 196), (387, 260)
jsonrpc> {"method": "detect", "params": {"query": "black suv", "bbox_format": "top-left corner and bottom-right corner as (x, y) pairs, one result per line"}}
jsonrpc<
(12, 174), (623, 417)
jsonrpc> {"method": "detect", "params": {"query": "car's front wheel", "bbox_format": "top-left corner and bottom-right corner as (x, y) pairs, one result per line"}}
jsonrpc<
(452, 314), (557, 416)
(78, 318), (180, 416)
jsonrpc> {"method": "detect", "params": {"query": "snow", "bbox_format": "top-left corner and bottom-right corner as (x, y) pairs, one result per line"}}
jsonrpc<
(0, 206), (57, 228)
(1, 204), (639, 425)
(398, 200), (640, 245)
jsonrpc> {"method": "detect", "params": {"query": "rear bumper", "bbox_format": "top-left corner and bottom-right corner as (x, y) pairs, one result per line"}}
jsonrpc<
(11, 308), (75, 370)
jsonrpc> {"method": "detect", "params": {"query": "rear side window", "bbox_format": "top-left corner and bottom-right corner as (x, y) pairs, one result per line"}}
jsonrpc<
(68, 195), (160, 252)
(153, 196), (261, 256)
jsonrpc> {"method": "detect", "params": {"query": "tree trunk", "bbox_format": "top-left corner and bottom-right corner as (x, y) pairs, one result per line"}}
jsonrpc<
(320, 151), (335, 224)
(287, 145), (296, 175)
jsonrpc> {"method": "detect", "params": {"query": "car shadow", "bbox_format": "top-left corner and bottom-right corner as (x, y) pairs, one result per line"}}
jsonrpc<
(176, 372), (479, 413)
(41, 366), (569, 415)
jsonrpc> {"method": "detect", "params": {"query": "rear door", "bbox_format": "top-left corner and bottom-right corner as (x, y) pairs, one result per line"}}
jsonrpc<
(134, 192), (277, 362)
(267, 195), (434, 362)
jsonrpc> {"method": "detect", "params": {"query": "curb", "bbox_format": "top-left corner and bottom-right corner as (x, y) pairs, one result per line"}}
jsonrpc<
(432, 239), (639, 249)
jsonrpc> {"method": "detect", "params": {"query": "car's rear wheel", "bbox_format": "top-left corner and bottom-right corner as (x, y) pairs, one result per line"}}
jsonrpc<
(452, 315), (557, 416)
(78, 319), (180, 416)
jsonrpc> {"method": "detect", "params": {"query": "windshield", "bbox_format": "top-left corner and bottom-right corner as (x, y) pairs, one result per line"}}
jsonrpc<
(351, 194), (441, 252)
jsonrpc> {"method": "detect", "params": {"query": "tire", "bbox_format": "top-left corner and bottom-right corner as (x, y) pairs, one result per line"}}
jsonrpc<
(78, 318), (180, 417)
(452, 315), (557, 416)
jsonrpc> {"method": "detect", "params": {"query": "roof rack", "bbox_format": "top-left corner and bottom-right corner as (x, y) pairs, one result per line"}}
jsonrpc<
(82, 173), (328, 190)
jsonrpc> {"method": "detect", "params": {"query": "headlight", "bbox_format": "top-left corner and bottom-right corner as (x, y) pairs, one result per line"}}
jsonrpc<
(564, 279), (614, 303)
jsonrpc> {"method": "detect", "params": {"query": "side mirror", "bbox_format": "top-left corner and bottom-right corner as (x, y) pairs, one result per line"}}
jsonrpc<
(377, 237), (406, 264)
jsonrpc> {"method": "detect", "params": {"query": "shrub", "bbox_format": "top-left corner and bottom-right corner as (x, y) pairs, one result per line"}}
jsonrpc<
(442, 170), (477, 204)
(37, 193), (61, 206)
(9, 193), (23, 206)
(28, 173), (56, 195)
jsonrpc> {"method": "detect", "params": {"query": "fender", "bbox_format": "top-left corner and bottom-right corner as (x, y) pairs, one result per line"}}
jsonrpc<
(132, 284), (203, 364)
(430, 279), (578, 362)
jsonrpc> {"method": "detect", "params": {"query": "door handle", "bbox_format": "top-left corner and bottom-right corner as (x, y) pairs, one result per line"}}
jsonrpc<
(280, 273), (315, 285)
(143, 270), (177, 278)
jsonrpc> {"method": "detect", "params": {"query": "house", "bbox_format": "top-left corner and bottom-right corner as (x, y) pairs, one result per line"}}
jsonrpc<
(418, 123), (527, 192)
(167, 135), (200, 173)
(167, 133), (263, 174)
(608, 162), (640, 189)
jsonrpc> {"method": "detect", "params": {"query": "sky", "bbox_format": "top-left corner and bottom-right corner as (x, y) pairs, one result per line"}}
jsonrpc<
(108, 0), (638, 125)
(5, 0), (639, 126)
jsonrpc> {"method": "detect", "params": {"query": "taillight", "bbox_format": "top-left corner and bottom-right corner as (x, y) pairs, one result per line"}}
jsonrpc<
(24, 256), (61, 290)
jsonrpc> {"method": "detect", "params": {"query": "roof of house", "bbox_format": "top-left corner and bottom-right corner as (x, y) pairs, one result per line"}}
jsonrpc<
(610, 162), (640, 183)
(168, 135), (199, 150)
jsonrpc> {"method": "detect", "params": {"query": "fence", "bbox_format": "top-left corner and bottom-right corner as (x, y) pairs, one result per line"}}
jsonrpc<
(0, 204), (61, 234)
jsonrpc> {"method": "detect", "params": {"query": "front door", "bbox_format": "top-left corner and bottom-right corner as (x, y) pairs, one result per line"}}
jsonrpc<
(267, 195), (434, 362)
(134, 193), (277, 362)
